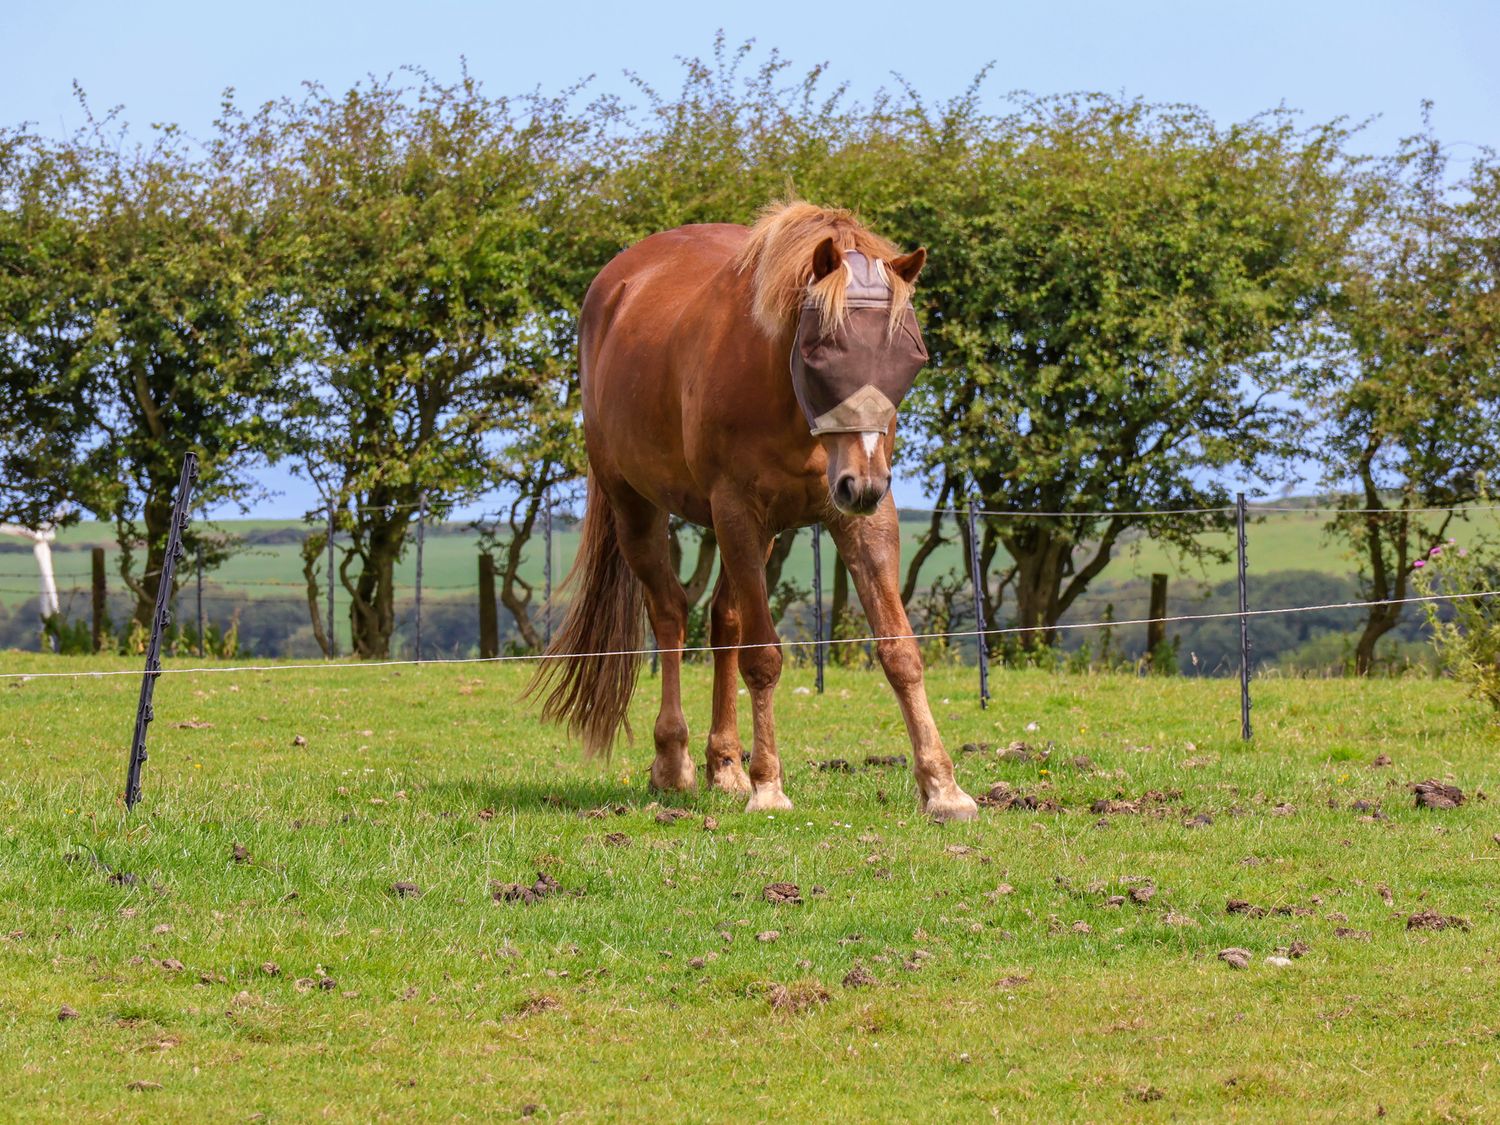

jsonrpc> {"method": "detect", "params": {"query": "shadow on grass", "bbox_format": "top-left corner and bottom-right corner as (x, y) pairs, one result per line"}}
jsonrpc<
(423, 775), (713, 816)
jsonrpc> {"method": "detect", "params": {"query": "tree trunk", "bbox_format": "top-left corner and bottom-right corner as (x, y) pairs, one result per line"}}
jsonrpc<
(130, 494), (176, 631)
(301, 529), (333, 658)
(348, 519), (404, 659)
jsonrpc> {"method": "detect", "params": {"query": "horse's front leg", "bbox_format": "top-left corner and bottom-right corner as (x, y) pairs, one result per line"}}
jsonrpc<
(712, 500), (791, 812)
(827, 499), (978, 822)
(705, 572), (752, 794)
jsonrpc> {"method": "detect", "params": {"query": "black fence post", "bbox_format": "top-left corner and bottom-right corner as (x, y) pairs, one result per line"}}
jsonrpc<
(1237, 492), (1252, 740)
(326, 501), (337, 659)
(967, 492), (990, 711)
(812, 522), (825, 694)
(415, 491), (426, 662)
(123, 452), (198, 811)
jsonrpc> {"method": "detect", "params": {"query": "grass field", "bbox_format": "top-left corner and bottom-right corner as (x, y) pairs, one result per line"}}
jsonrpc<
(3, 654), (1500, 1121)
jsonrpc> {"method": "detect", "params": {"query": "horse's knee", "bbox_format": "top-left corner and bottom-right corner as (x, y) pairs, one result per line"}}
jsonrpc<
(740, 642), (782, 691)
(876, 638), (923, 689)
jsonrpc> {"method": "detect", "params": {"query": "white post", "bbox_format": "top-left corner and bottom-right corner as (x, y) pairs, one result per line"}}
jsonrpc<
(0, 522), (60, 620)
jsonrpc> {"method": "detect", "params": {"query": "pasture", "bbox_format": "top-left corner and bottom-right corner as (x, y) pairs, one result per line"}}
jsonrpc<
(3, 656), (1498, 1120)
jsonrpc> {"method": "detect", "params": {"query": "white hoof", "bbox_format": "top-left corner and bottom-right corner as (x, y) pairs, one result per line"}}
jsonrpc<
(924, 789), (979, 823)
(745, 783), (794, 813)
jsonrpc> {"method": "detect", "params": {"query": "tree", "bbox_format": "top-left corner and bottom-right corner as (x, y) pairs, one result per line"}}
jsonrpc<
(262, 70), (614, 658)
(1314, 109), (1500, 673)
(0, 126), (97, 527)
(881, 92), (1355, 646)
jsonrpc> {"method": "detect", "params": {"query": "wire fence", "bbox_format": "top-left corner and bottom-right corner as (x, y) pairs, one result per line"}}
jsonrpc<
(3, 488), (1496, 676)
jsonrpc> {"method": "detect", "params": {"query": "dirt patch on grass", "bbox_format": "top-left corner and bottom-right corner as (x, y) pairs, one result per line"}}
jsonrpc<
(1412, 780), (1465, 810)
(763, 882), (802, 906)
(842, 964), (877, 988)
(492, 871), (576, 906)
(768, 981), (830, 1013)
(1406, 910), (1469, 931)
(514, 993), (562, 1017)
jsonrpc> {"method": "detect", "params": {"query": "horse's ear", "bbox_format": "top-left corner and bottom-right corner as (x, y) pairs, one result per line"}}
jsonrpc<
(889, 247), (927, 284)
(810, 237), (843, 282)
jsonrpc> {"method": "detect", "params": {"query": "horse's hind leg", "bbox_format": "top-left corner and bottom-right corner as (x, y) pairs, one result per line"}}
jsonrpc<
(827, 500), (978, 822)
(705, 572), (752, 794)
(610, 492), (695, 792)
(712, 497), (792, 812)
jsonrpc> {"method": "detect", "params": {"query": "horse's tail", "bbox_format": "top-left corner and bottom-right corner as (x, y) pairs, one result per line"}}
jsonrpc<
(524, 475), (644, 759)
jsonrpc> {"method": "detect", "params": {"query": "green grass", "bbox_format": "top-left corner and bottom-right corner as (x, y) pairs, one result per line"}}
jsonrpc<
(3, 654), (1500, 1120)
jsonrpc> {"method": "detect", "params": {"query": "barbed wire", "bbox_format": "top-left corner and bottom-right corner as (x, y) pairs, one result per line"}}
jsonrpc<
(4, 588), (1495, 683)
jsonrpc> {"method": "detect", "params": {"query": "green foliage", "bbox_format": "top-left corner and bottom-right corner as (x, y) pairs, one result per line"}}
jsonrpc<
(865, 90), (1358, 642)
(1415, 540), (1500, 715)
(1313, 108), (1500, 672)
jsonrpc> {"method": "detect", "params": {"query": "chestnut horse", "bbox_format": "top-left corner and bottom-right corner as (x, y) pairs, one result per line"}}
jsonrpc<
(529, 202), (977, 821)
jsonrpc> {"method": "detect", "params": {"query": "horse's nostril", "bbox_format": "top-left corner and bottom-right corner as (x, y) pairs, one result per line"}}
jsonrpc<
(835, 475), (857, 507)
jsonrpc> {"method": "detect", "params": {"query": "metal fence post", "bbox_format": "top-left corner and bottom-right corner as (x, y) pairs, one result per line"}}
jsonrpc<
(967, 492), (990, 711)
(326, 501), (337, 659)
(812, 522), (825, 694)
(1237, 492), (1252, 740)
(415, 491), (426, 662)
(123, 452), (198, 811)
(543, 487), (553, 648)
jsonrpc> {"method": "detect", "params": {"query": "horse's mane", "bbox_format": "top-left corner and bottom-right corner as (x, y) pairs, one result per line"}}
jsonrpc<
(733, 201), (914, 338)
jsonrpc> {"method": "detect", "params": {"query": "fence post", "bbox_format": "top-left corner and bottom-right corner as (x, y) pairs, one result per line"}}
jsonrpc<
(123, 452), (198, 811)
(543, 488), (553, 648)
(479, 553), (499, 659)
(1147, 573), (1168, 667)
(91, 546), (106, 653)
(1237, 492), (1252, 740)
(966, 492), (990, 710)
(415, 491), (426, 662)
(195, 539), (205, 658)
(326, 501), (337, 659)
(812, 522), (825, 694)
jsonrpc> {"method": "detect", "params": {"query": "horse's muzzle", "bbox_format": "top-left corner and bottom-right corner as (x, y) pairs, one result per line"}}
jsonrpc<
(832, 470), (890, 516)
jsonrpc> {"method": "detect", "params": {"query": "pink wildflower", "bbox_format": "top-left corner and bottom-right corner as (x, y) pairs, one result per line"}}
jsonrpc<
(1412, 559), (1426, 569)
(1429, 546), (1443, 558)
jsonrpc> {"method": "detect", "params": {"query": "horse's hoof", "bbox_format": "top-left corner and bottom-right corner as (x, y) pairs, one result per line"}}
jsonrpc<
(745, 784), (794, 813)
(924, 790), (979, 823)
(707, 762), (753, 796)
(648, 757), (697, 793)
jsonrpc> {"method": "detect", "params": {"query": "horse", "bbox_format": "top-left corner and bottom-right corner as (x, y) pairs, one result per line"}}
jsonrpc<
(528, 201), (978, 822)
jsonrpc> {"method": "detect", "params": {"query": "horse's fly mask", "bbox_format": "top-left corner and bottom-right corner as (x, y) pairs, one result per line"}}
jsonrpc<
(789, 251), (929, 436)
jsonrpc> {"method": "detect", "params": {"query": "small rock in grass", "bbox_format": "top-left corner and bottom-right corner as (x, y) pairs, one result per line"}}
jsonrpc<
(1218, 947), (1251, 970)
(57, 1004), (80, 1021)
(291, 735), (307, 747)
(1370, 753), (1392, 768)
(756, 930), (780, 943)
(702, 816), (719, 831)
(1264, 955), (1294, 968)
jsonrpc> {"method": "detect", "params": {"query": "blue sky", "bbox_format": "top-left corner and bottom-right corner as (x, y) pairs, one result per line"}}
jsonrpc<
(7, 0), (1498, 518)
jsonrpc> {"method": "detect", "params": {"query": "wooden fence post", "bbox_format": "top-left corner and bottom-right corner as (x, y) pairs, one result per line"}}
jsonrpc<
(478, 553), (499, 659)
(91, 547), (106, 653)
(1147, 572), (1168, 666)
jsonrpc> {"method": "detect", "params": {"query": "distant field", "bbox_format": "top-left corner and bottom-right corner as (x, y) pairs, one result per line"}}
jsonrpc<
(14, 503), (1490, 612)
(4, 656), (1500, 1120)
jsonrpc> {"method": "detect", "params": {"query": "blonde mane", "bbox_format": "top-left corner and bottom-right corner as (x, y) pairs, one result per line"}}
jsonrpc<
(733, 201), (915, 338)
